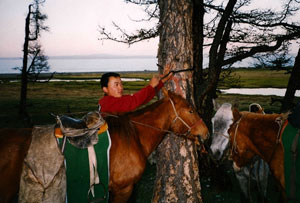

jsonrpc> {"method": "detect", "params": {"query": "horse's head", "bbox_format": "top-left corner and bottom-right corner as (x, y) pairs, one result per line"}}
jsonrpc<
(162, 88), (209, 143)
(228, 108), (257, 171)
(210, 103), (233, 160)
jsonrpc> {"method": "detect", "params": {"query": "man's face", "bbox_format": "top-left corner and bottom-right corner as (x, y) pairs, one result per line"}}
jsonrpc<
(103, 76), (123, 98)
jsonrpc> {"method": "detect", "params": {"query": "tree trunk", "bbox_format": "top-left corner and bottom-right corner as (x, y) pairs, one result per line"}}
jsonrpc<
(19, 5), (32, 116)
(153, 0), (202, 202)
(281, 47), (300, 112)
(198, 0), (236, 131)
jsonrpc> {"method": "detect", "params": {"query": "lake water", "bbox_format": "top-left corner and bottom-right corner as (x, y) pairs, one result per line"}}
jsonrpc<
(0, 57), (158, 73)
(1, 58), (299, 97)
(222, 88), (300, 97)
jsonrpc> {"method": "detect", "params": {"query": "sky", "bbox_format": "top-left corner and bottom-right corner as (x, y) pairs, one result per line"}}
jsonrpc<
(0, 0), (298, 58)
(0, 0), (159, 57)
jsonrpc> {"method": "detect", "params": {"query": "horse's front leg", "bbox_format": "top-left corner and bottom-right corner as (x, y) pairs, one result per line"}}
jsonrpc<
(110, 184), (134, 203)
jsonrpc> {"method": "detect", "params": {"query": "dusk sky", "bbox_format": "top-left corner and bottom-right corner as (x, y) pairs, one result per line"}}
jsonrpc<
(0, 0), (158, 58)
(0, 0), (298, 58)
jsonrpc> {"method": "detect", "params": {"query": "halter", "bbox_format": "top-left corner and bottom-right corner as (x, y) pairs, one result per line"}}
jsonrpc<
(168, 98), (204, 141)
(169, 98), (191, 132)
(231, 116), (242, 155)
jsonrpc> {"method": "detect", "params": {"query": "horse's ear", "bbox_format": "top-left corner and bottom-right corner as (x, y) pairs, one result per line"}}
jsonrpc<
(213, 99), (221, 111)
(232, 108), (242, 122)
(161, 87), (169, 98)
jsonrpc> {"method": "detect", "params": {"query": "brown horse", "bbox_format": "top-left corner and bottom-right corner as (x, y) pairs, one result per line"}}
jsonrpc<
(0, 89), (208, 203)
(0, 128), (32, 203)
(106, 88), (209, 202)
(228, 108), (287, 197)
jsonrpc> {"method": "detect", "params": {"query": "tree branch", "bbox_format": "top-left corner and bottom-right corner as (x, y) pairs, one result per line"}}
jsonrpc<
(223, 30), (300, 65)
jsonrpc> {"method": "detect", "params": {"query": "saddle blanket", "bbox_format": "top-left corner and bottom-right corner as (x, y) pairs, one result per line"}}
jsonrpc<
(282, 122), (300, 202)
(60, 130), (111, 203)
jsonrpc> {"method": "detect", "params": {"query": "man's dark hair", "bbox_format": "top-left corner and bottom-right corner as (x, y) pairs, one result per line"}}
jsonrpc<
(100, 72), (120, 88)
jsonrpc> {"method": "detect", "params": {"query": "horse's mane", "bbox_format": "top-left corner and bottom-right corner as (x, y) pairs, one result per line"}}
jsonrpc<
(105, 98), (165, 143)
(105, 115), (137, 144)
(240, 112), (285, 120)
(128, 99), (164, 117)
(128, 91), (184, 117)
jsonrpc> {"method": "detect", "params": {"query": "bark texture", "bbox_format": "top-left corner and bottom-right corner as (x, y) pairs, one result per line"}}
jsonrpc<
(153, 0), (202, 202)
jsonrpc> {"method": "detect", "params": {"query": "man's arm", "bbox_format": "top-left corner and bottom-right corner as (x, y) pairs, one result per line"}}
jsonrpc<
(99, 82), (161, 113)
(99, 69), (172, 113)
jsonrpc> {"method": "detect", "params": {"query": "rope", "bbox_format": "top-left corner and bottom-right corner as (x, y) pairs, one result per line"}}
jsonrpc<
(169, 98), (192, 131)
(231, 117), (242, 155)
(101, 113), (164, 133)
(267, 116), (286, 164)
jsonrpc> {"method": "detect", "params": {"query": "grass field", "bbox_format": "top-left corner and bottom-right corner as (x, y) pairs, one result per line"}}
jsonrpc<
(229, 68), (290, 88)
(1, 68), (297, 127)
(0, 68), (298, 202)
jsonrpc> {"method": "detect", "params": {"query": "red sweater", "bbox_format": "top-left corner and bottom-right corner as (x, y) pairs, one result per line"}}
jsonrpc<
(99, 81), (163, 113)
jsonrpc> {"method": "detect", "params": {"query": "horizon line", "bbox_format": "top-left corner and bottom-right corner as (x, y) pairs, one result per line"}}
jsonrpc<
(0, 53), (157, 60)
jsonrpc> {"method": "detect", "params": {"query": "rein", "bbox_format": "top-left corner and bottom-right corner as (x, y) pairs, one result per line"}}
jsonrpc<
(267, 117), (287, 164)
(231, 116), (243, 155)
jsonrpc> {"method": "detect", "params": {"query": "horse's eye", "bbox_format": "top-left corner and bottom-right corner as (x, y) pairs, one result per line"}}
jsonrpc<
(189, 110), (194, 113)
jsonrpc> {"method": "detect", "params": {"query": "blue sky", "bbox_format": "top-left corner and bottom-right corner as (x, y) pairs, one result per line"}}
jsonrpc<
(0, 0), (158, 57)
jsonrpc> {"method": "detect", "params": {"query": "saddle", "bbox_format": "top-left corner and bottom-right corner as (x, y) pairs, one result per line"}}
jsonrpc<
(55, 111), (107, 149)
(55, 111), (109, 197)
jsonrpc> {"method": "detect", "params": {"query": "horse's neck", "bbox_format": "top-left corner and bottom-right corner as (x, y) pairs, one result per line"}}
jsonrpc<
(130, 101), (173, 157)
(246, 116), (281, 160)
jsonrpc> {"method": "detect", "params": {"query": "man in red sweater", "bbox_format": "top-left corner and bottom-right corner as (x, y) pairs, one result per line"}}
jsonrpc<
(98, 71), (172, 113)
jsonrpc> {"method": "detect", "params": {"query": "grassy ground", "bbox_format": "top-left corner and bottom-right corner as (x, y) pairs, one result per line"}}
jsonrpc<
(0, 69), (298, 202)
(228, 68), (290, 88)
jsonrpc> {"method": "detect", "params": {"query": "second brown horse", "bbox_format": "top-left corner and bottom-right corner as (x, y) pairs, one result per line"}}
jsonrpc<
(228, 108), (287, 199)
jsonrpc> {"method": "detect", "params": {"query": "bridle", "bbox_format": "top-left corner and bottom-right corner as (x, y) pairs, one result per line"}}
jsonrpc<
(133, 97), (203, 142)
(208, 116), (242, 166)
(168, 97), (203, 138)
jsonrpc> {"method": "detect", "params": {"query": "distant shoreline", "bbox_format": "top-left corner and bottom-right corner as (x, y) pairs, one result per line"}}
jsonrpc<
(0, 57), (158, 74)
(0, 71), (158, 79)
(0, 54), (156, 60)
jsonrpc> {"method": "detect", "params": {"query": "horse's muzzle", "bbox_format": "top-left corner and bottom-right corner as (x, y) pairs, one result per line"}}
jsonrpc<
(199, 131), (210, 143)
